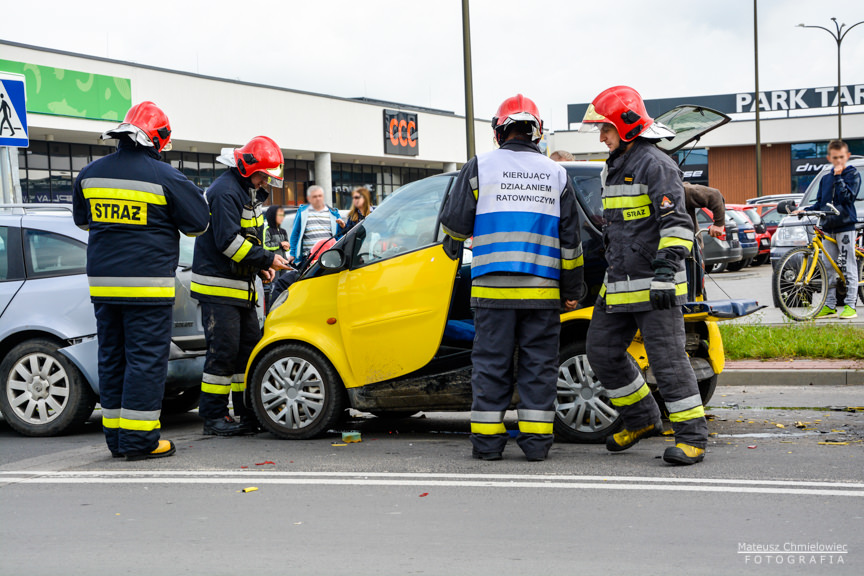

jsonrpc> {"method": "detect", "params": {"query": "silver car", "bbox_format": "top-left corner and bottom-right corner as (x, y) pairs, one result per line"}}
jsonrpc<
(0, 204), (206, 436)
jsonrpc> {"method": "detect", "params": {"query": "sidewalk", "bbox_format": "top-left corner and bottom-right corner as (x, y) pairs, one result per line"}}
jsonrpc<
(720, 359), (864, 386)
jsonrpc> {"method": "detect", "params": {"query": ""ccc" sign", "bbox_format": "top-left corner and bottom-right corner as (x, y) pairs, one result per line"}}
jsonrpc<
(383, 109), (418, 156)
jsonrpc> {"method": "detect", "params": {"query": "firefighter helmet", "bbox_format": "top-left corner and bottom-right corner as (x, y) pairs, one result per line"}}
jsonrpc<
(234, 136), (284, 186)
(491, 94), (543, 145)
(578, 86), (674, 141)
(101, 101), (173, 152)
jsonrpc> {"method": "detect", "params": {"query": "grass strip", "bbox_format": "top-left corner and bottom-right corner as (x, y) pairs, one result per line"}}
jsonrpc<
(718, 323), (864, 360)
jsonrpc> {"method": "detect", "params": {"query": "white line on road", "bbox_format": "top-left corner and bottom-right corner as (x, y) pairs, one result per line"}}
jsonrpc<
(1, 471), (862, 497)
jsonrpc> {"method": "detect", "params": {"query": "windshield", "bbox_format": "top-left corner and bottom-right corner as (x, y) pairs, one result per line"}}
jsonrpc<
(743, 208), (762, 226)
(727, 210), (752, 228)
(351, 175), (451, 267)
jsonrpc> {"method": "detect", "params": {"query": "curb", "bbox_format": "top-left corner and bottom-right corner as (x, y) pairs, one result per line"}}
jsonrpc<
(719, 369), (864, 387)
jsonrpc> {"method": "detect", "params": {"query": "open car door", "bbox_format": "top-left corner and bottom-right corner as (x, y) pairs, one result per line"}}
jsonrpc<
(653, 105), (730, 155)
(337, 176), (459, 386)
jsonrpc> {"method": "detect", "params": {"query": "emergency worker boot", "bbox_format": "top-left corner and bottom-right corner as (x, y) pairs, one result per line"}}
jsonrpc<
(203, 415), (251, 436)
(472, 449), (503, 461)
(236, 416), (262, 435)
(663, 443), (705, 465)
(125, 440), (176, 462)
(605, 420), (662, 452)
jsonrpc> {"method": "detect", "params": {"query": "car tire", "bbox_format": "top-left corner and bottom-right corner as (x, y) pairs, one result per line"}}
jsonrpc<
(161, 387), (201, 415)
(249, 343), (346, 439)
(698, 374), (717, 406)
(727, 258), (751, 272)
(752, 254), (770, 266)
(709, 262), (727, 274)
(0, 339), (97, 437)
(554, 340), (622, 443)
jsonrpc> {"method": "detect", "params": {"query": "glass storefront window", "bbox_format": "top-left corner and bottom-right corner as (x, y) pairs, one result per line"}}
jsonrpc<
(27, 170), (51, 203)
(71, 144), (90, 171)
(49, 143), (71, 172)
(26, 141), (49, 170)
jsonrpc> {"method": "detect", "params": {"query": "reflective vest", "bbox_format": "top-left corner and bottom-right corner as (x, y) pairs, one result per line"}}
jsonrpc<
(472, 149), (568, 283)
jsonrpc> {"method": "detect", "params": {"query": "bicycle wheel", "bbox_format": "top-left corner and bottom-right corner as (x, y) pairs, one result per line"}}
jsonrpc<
(773, 247), (828, 321)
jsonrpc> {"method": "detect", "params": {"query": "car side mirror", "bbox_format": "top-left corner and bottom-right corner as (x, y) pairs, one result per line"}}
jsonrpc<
(776, 200), (795, 215)
(319, 249), (345, 270)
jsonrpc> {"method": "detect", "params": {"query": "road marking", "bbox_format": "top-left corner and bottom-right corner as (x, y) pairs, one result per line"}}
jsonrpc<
(1, 471), (862, 497)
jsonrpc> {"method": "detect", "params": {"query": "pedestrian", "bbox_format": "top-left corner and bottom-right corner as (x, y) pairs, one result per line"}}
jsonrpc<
(579, 85), (707, 465)
(550, 150), (574, 162)
(799, 139), (861, 319)
(191, 136), (292, 436)
(263, 205), (291, 260)
(440, 94), (585, 462)
(72, 101), (210, 461)
(288, 185), (343, 266)
(683, 182), (726, 292)
(339, 186), (374, 236)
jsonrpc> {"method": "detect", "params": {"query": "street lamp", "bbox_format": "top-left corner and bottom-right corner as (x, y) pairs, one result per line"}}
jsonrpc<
(797, 17), (864, 139)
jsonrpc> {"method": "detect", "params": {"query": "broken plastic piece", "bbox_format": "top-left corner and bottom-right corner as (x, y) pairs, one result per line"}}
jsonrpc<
(342, 431), (362, 443)
(419, 493), (429, 497)
(331, 443), (347, 447)
(241, 487), (258, 493)
(255, 461), (275, 466)
(747, 445), (757, 449)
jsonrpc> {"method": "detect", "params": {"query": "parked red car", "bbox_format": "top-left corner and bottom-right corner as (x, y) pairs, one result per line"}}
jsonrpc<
(727, 204), (771, 266)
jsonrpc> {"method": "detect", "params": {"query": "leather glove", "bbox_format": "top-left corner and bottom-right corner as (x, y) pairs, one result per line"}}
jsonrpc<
(649, 259), (677, 310)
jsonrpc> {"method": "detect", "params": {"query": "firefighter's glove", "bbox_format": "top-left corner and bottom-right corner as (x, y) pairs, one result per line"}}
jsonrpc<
(649, 259), (677, 310)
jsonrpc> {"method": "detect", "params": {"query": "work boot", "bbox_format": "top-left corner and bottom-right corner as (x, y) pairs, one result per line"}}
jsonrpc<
(606, 421), (662, 452)
(472, 449), (503, 461)
(236, 416), (262, 435)
(125, 440), (176, 462)
(203, 415), (250, 436)
(838, 305), (858, 319)
(815, 306), (837, 318)
(663, 443), (705, 465)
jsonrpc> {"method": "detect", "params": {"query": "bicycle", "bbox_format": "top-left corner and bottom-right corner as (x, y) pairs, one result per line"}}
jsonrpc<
(773, 210), (864, 321)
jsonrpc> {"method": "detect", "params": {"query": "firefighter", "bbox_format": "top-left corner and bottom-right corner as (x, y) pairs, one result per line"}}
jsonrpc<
(72, 101), (211, 461)
(579, 86), (708, 465)
(191, 136), (291, 436)
(440, 94), (585, 462)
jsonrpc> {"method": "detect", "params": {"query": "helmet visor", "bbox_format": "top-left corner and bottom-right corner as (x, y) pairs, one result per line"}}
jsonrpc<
(263, 163), (284, 187)
(577, 104), (610, 133)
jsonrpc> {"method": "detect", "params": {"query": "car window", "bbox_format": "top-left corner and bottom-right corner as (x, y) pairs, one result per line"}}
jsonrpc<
(761, 208), (783, 226)
(24, 229), (87, 278)
(0, 226), (25, 281)
(696, 210), (712, 227)
(565, 165), (603, 226)
(744, 208), (762, 226)
(727, 211), (752, 228)
(351, 176), (450, 267)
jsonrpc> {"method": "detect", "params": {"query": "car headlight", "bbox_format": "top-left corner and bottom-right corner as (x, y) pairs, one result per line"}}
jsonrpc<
(772, 225), (810, 247)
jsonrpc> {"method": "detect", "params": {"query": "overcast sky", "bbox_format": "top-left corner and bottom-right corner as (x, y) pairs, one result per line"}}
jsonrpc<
(3, 0), (864, 130)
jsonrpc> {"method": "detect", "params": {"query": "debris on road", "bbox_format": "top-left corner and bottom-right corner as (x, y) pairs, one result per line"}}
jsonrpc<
(255, 461), (275, 466)
(239, 487), (258, 493)
(818, 441), (849, 446)
(342, 431), (362, 443)
(419, 493), (429, 497)
(747, 445), (757, 449)
(331, 443), (348, 447)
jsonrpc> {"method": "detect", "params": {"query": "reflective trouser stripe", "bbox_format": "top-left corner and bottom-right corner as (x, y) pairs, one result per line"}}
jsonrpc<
(231, 373), (246, 393)
(471, 286), (560, 300)
(669, 405), (706, 422)
(119, 417), (161, 431)
(517, 409), (554, 435)
(471, 410), (506, 435)
(667, 394), (705, 422)
(202, 373), (232, 395)
(88, 276), (175, 299)
(102, 408), (120, 429)
(102, 408), (160, 431)
(607, 375), (651, 407)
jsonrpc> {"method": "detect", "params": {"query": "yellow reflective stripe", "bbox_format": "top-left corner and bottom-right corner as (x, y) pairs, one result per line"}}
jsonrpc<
(240, 215), (264, 228)
(89, 286), (175, 298)
(658, 237), (694, 251)
(518, 421), (554, 434)
(119, 417), (161, 431)
(231, 382), (246, 392)
(202, 382), (232, 394)
(599, 284), (607, 297)
(604, 283), (687, 306)
(83, 187), (167, 205)
(471, 286), (560, 300)
(472, 189), (479, 200)
(230, 240), (254, 263)
(602, 194), (651, 210)
(668, 405), (706, 422)
(471, 422), (507, 435)
(191, 281), (251, 301)
(609, 383), (651, 407)
(102, 417), (120, 429)
(561, 254), (584, 270)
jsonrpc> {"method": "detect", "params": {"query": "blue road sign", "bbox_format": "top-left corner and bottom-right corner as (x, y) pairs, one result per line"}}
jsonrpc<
(0, 73), (28, 148)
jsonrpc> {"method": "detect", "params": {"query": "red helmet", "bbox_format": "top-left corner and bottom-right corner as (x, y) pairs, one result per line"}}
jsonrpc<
(102, 101), (172, 152)
(234, 136), (284, 186)
(492, 94), (543, 145)
(578, 86), (674, 142)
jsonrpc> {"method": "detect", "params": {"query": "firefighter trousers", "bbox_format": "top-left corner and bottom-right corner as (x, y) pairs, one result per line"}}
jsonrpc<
(470, 307), (560, 459)
(94, 303), (172, 456)
(586, 300), (708, 448)
(198, 302), (261, 421)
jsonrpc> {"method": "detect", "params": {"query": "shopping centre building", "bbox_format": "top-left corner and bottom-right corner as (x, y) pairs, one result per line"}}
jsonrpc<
(1, 41), (494, 209)
(549, 86), (864, 203)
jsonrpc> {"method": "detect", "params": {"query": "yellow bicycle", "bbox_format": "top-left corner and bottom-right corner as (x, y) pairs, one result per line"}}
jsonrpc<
(773, 212), (864, 321)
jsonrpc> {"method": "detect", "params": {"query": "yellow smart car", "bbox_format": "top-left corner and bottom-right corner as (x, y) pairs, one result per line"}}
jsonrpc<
(246, 106), (760, 441)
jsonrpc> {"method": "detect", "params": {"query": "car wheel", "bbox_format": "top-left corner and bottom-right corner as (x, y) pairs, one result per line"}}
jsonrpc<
(698, 374), (717, 405)
(727, 258), (751, 272)
(554, 340), (622, 443)
(752, 254), (770, 266)
(249, 344), (346, 439)
(0, 339), (97, 437)
(710, 262), (727, 274)
(161, 387), (201, 414)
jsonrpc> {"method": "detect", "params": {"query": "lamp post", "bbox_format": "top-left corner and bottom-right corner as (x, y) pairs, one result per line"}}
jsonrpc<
(461, 0), (476, 160)
(754, 0), (762, 198)
(797, 18), (864, 139)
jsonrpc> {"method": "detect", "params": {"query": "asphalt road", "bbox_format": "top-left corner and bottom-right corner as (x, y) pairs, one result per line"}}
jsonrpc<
(2, 385), (862, 576)
(707, 262), (864, 325)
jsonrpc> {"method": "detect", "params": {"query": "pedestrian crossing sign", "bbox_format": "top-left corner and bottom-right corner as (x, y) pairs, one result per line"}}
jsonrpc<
(0, 72), (28, 148)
